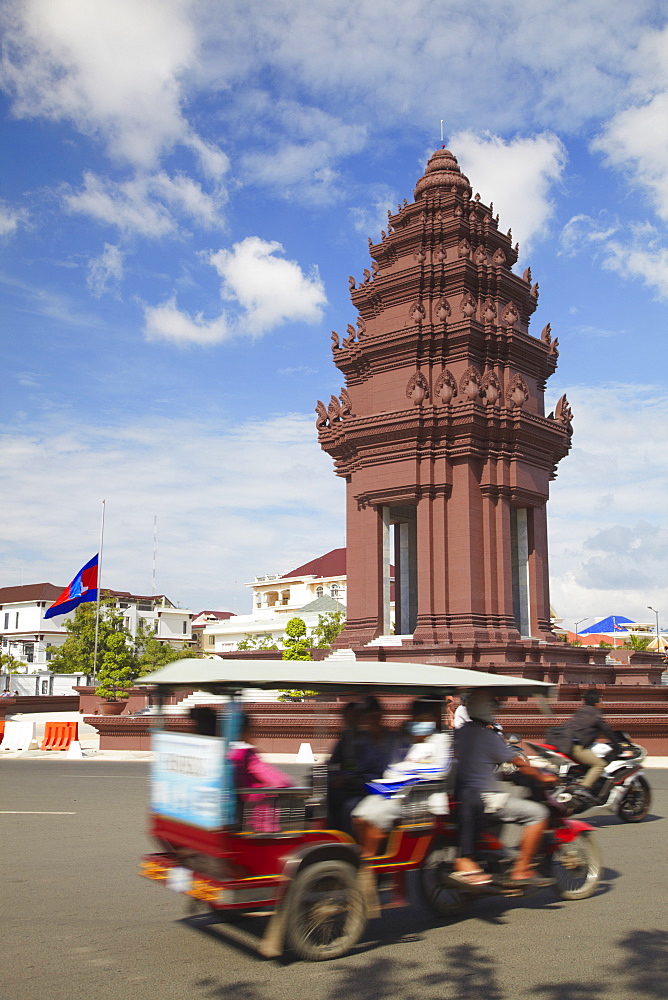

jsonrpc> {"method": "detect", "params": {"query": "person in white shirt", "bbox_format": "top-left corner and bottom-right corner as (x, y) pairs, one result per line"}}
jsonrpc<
(453, 694), (470, 728)
(351, 697), (452, 857)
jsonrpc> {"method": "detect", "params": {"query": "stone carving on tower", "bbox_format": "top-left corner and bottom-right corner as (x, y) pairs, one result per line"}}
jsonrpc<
(316, 148), (572, 652)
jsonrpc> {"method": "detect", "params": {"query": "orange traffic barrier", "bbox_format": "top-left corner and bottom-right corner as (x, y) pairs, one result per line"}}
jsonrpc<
(40, 721), (78, 751)
(0, 720), (4, 740)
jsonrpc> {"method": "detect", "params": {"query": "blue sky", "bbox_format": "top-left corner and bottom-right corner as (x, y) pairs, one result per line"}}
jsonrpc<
(1, 0), (667, 631)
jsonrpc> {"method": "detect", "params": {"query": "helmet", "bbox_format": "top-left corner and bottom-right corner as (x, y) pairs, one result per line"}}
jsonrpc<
(467, 690), (498, 724)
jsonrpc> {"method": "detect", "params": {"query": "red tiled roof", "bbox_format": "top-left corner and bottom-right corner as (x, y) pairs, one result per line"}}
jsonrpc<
(0, 583), (63, 605)
(192, 610), (235, 628)
(0, 582), (175, 608)
(281, 548), (346, 579)
(102, 589), (171, 604)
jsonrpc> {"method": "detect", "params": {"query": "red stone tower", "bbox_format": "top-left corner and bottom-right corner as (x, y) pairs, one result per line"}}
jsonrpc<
(317, 148), (574, 658)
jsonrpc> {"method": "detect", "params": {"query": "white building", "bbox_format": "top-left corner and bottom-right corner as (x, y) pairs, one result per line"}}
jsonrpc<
(202, 549), (348, 653)
(0, 583), (195, 673)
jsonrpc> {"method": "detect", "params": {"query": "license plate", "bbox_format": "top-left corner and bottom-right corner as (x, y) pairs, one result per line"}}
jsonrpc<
(166, 866), (193, 893)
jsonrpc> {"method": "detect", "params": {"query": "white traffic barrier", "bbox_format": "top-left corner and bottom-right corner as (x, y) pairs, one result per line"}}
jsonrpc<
(0, 718), (36, 751)
(65, 740), (84, 759)
(295, 742), (315, 763)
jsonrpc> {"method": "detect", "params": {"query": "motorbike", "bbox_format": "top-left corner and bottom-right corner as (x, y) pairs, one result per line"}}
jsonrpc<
(421, 794), (600, 917)
(522, 731), (651, 823)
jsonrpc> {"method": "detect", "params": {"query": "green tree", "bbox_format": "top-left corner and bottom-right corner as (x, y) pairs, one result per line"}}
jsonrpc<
(0, 652), (22, 674)
(311, 610), (345, 648)
(95, 630), (138, 701)
(624, 634), (652, 651)
(132, 616), (199, 675)
(47, 600), (132, 677)
(279, 617), (314, 701)
(281, 617), (312, 661)
(135, 629), (200, 676)
(236, 633), (279, 651)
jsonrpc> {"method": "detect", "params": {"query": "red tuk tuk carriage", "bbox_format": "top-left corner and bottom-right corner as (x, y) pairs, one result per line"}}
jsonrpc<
(139, 660), (601, 961)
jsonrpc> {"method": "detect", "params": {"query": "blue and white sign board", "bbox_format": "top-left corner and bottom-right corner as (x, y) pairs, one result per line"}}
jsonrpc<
(151, 732), (231, 830)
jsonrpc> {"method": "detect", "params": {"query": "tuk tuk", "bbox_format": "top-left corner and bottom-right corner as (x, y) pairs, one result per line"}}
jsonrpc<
(139, 660), (600, 961)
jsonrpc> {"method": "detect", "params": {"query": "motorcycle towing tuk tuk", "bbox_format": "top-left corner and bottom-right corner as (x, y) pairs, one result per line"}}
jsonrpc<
(139, 659), (601, 961)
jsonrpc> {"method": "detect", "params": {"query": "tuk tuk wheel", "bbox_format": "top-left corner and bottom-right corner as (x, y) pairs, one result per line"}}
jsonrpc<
(419, 844), (471, 918)
(286, 859), (367, 961)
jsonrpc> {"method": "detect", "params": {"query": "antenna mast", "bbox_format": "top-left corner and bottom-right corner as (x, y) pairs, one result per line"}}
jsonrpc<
(152, 515), (158, 596)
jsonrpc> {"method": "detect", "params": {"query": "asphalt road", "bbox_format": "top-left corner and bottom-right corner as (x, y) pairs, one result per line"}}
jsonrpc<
(1, 761), (666, 1000)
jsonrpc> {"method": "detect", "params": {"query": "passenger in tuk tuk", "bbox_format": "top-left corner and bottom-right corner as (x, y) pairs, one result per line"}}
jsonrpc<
(351, 697), (451, 857)
(327, 695), (406, 835)
(228, 711), (294, 833)
(453, 690), (556, 887)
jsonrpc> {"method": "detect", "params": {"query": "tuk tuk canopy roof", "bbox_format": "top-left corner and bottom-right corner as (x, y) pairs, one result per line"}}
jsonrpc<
(138, 658), (554, 698)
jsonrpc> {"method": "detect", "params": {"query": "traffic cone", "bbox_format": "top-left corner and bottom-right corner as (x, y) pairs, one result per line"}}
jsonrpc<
(66, 740), (84, 759)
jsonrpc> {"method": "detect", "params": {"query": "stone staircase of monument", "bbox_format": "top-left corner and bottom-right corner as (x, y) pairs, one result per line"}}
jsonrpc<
(365, 635), (413, 647)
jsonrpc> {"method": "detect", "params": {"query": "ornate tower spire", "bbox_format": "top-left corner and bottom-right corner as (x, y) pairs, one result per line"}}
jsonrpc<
(316, 149), (571, 651)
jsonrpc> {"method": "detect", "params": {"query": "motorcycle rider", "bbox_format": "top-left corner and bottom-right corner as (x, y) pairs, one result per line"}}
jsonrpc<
(561, 690), (622, 799)
(453, 690), (557, 887)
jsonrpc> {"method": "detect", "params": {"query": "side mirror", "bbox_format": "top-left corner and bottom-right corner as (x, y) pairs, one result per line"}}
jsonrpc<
(506, 734), (523, 745)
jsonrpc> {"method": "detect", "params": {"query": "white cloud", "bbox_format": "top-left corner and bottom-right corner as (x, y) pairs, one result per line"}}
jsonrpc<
(199, 2), (653, 135)
(0, 200), (27, 237)
(547, 383), (668, 622)
(601, 225), (668, 300)
(185, 134), (230, 181)
(211, 237), (326, 333)
(277, 366), (317, 376)
(0, 412), (344, 611)
(144, 236), (327, 345)
(64, 170), (225, 236)
(87, 243), (124, 298)
(559, 214), (619, 257)
(350, 185), (398, 241)
(559, 215), (668, 300)
(592, 24), (668, 220)
(143, 297), (231, 346)
(241, 102), (366, 204)
(1, 0), (197, 169)
(448, 130), (567, 253)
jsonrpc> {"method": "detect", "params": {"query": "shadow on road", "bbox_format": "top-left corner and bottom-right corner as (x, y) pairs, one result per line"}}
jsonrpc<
(189, 927), (668, 1000)
(588, 813), (663, 828)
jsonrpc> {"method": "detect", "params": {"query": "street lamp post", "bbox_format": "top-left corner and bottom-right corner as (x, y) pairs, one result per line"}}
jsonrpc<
(647, 606), (660, 646)
(574, 618), (589, 641)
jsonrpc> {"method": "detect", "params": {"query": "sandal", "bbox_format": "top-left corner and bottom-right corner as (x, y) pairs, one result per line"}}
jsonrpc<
(449, 870), (492, 886)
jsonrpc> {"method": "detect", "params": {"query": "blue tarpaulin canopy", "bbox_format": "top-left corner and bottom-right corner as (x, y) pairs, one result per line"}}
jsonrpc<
(578, 615), (634, 634)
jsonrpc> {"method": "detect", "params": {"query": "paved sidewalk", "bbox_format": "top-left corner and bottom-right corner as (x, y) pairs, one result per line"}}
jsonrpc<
(1, 711), (667, 766)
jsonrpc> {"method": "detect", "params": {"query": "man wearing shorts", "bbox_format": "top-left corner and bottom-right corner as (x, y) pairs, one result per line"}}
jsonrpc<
(454, 690), (556, 887)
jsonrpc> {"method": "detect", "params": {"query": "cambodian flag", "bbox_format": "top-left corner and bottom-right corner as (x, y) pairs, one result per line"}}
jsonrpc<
(44, 554), (99, 619)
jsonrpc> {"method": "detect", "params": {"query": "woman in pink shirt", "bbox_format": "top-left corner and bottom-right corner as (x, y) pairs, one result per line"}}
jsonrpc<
(228, 712), (294, 832)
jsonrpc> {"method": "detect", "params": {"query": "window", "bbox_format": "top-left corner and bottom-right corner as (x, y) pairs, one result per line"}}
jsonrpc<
(330, 584), (339, 598)
(46, 649), (52, 662)
(3, 613), (8, 630)
(316, 586), (324, 598)
(182, 621), (187, 634)
(41, 680), (49, 695)
(208, 635), (215, 646)
(15, 612), (19, 628)
(23, 643), (34, 663)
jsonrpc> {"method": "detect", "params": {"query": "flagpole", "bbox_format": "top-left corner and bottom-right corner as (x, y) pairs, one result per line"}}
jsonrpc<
(92, 500), (106, 686)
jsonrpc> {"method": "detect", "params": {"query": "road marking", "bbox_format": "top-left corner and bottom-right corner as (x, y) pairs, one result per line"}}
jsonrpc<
(0, 810), (77, 815)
